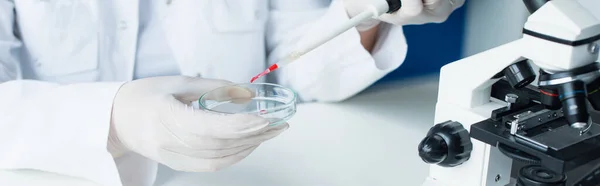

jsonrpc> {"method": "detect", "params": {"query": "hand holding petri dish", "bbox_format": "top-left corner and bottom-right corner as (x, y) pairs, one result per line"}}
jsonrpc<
(198, 83), (297, 126)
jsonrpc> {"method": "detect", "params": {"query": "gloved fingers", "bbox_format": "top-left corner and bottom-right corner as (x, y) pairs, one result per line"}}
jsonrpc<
(171, 77), (236, 103)
(203, 118), (289, 139)
(162, 143), (257, 159)
(423, 0), (444, 10)
(157, 145), (259, 172)
(423, 0), (464, 10)
(392, 0), (423, 17)
(200, 84), (256, 104)
(173, 123), (289, 151)
(168, 101), (273, 138)
(449, 0), (465, 10)
(422, 0), (454, 23)
(377, 0), (423, 25)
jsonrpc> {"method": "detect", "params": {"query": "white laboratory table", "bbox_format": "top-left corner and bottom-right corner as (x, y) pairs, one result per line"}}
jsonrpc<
(0, 75), (441, 186)
(155, 75), (440, 186)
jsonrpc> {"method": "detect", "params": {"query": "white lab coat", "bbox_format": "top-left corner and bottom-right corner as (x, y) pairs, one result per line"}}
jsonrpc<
(0, 0), (407, 186)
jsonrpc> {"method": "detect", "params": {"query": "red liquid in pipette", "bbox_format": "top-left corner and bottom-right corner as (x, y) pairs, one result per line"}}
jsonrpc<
(250, 64), (279, 83)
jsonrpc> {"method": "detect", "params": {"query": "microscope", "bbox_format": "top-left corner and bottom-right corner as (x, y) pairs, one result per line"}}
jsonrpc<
(417, 0), (600, 185)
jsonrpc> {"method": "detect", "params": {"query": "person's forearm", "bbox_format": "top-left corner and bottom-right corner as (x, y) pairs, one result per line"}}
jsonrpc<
(359, 24), (380, 53)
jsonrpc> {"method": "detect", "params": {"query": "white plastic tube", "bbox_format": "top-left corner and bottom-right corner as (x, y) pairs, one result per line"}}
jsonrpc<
(276, 4), (389, 68)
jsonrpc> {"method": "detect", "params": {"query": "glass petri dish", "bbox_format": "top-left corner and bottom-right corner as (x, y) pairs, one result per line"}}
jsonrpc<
(198, 83), (297, 126)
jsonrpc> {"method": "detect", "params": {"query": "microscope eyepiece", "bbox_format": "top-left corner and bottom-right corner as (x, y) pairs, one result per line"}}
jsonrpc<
(558, 80), (591, 129)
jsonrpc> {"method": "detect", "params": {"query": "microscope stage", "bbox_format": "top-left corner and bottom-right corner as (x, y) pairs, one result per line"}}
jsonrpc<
(471, 108), (600, 174)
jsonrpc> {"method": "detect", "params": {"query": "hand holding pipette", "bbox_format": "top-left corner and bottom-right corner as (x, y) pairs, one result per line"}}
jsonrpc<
(250, 0), (464, 83)
(250, 0), (402, 83)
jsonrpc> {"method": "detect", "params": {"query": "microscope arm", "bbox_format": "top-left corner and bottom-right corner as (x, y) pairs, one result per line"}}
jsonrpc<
(437, 39), (527, 111)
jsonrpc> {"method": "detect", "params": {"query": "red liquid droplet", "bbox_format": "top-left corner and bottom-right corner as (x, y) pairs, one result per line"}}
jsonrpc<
(250, 64), (279, 83)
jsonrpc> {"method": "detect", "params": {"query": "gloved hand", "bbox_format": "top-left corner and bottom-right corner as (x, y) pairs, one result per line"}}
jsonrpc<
(108, 76), (288, 172)
(343, 0), (465, 31)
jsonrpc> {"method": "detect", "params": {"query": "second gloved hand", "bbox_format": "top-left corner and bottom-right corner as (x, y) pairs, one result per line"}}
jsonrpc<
(343, 0), (465, 31)
(108, 76), (288, 172)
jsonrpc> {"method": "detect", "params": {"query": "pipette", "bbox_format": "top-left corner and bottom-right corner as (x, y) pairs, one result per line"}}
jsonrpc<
(250, 0), (402, 83)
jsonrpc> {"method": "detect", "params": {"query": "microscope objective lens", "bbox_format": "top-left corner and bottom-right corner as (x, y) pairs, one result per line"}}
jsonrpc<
(540, 88), (561, 110)
(557, 80), (591, 129)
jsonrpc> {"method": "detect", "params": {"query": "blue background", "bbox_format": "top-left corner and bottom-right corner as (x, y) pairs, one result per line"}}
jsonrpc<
(378, 4), (467, 83)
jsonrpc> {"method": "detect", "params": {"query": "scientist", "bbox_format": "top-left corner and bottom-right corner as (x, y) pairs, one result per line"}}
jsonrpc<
(0, 0), (463, 185)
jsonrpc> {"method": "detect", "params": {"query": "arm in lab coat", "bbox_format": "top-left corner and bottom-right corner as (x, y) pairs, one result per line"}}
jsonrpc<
(267, 0), (407, 102)
(0, 1), (124, 185)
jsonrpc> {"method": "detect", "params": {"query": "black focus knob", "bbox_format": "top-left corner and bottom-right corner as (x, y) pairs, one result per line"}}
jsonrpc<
(418, 121), (473, 167)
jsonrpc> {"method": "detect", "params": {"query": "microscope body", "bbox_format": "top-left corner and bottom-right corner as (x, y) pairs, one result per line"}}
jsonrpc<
(419, 0), (600, 185)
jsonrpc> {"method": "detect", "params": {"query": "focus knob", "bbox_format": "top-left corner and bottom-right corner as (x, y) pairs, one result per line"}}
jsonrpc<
(418, 121), (473, 167)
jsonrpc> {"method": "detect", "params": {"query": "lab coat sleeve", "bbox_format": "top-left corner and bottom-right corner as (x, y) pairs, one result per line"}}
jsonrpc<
(0, 81), (125, 186)
(0, 2), (125, 186)
(0, 0), (20, 81)
(267, 0), (408, 102)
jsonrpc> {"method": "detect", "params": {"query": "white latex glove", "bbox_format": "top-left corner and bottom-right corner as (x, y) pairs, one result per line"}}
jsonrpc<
(344, 0), (465, 31)
(108, 76), (288, 172)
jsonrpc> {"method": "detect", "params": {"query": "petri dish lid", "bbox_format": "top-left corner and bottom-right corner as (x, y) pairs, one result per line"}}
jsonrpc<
(198, 83), (297, 126)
